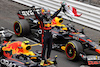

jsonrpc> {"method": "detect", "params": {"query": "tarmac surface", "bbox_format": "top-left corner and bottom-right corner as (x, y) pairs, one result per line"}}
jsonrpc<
(0, 0), (100, 67)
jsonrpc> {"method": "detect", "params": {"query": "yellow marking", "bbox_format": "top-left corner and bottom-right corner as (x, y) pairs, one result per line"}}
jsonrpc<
(61, 46), (65, 51)
(25, 62), (30, 64)
(44, 24), (51, 27)
(23, 41), (29, 43)
(96, 55), (98, 59)
(31, 43), (41, 46)
(83, 27), (85, 29)
(55, 55), (57, 58)
(62, 27), (68, 31)
(38, 22), (40, 24)
(68, 42), (75, 48)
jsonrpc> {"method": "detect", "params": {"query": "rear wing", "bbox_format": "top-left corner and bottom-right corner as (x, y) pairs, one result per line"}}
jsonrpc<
(17, 8), (41, 19)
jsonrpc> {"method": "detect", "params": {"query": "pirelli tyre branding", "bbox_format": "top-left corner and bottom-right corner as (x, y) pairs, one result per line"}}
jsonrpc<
(0, 59), (21, 67)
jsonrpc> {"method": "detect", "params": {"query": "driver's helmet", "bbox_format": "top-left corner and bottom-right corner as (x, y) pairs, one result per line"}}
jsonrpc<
(41, 7), (51, 21)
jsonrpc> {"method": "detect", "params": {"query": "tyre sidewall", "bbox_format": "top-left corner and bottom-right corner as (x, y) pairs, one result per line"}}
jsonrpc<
(14, 20), (30, 36)
(14, 21), (22, 36)
(65, 41), (83, 60)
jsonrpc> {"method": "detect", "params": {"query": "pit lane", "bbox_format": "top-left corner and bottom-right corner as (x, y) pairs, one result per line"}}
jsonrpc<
(0, 0), (100, 67)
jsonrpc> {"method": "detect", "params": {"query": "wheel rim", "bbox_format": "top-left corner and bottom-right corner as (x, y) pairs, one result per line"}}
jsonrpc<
(14, 22), (21, 35)
(65, 44), (76, 59)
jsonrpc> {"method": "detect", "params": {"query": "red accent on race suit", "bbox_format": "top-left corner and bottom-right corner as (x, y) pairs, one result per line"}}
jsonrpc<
(41, 34), (44, 57)
(34, 12), (45, 57)
(39, 25), (51, 30)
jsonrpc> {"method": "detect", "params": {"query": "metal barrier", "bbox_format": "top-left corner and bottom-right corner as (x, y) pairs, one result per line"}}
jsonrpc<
(76, 0), (100, 7)
(12, 0), (100, 31)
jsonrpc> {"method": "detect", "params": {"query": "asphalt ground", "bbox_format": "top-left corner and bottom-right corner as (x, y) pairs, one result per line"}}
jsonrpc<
(0, 0), (100, 67)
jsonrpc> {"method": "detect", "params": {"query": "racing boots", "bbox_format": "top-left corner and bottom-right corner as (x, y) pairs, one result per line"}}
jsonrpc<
(40, 60), (44, 66)
(47, 59), (54, 64)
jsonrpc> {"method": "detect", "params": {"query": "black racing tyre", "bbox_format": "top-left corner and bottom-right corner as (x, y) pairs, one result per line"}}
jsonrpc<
(14, 19), (30, 36)
(65, 41), (83, 60)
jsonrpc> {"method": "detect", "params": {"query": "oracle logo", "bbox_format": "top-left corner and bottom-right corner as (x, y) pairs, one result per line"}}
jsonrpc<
(0, 59), (21, 67)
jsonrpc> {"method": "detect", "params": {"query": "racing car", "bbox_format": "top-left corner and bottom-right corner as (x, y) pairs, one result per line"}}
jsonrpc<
(0, 27), (13, 43)
(13, 3), (100, 66)
(0, 28), (57, 67)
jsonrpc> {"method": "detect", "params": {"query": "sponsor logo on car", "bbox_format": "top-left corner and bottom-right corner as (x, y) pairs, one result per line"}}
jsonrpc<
(0, 59), (21, 67)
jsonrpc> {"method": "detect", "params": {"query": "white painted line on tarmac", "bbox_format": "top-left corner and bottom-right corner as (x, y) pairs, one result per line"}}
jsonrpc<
(8, 30), (15, 34)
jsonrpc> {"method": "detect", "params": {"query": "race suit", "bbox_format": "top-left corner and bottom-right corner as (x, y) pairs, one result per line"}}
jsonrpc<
(34, 8), (62, 60)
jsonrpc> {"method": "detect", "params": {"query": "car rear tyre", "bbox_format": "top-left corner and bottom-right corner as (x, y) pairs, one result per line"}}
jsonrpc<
(14, 19), (30, 36)
(65, 41), (83, 60)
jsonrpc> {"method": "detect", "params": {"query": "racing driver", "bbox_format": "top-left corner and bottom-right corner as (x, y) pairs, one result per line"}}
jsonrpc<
(33, 3), (65, 66)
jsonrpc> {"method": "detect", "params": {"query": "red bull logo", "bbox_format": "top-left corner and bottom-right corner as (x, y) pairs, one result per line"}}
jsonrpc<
(2, 41), (37, 59)
(2, 41), (23, 55)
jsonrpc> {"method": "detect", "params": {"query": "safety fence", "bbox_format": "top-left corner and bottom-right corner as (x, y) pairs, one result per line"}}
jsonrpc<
(76, 0), (100, 7)
(12, 0), (100, 31)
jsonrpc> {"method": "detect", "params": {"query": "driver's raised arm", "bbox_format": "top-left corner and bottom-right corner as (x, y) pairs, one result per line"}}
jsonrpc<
(33, 10), (43, 22)
(51, 7), (62, 19)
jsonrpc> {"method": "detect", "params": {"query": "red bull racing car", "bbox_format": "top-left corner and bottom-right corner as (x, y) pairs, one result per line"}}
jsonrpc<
(0, 28), (57, 67)
(13, 5), (100, 66)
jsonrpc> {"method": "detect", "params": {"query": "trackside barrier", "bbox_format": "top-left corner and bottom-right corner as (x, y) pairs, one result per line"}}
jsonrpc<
(12, 0), (100, 31)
